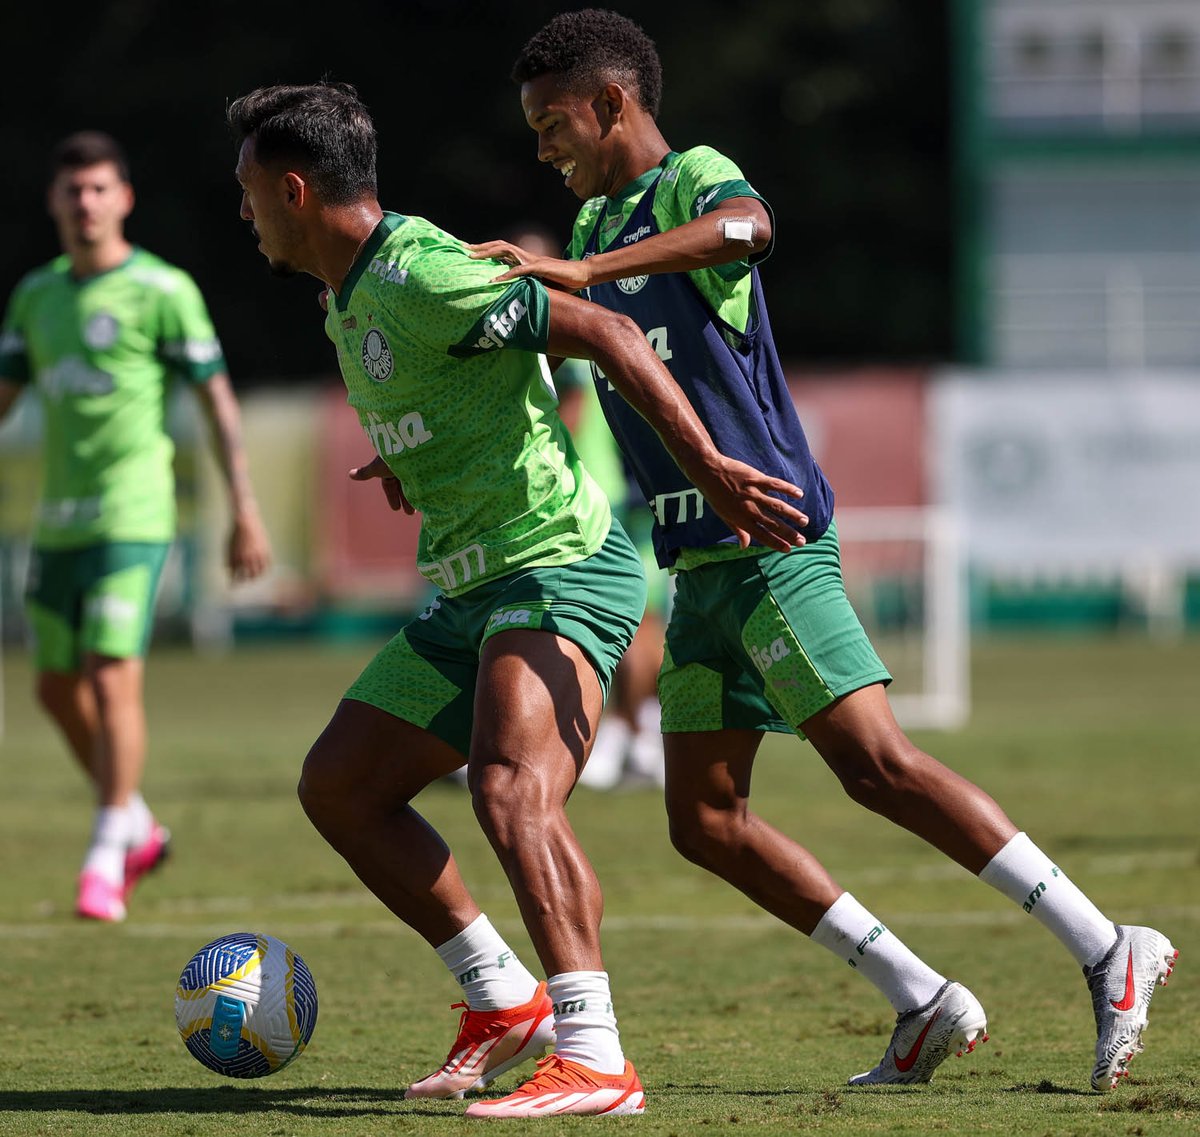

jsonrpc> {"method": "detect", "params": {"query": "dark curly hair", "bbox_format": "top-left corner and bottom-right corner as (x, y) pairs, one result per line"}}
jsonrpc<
(511, 8), (662, 119)
(227, 81), (377, 206)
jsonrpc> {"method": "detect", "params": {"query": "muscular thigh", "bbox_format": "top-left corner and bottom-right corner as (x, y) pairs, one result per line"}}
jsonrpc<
(474, 630), (604, 789)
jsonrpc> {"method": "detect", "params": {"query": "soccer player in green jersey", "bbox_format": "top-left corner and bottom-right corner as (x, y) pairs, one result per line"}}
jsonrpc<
(0, 131), (272, 924)
(471, 7), (1179, 1096)
(227, 80), (809, 1118)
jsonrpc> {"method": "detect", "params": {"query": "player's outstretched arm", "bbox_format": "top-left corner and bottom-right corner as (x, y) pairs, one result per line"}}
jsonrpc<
(193, 372), (273, 581)
(545, 291), (807, 552)
(469, 198), (771, 290)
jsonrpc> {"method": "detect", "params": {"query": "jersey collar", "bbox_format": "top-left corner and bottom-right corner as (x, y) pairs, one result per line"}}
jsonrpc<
(606, 152), (678, 208)
(333, 212), (406, 312)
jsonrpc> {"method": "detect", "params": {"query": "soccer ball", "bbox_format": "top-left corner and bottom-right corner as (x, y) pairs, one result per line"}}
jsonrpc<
(175, 931), (318, 1077)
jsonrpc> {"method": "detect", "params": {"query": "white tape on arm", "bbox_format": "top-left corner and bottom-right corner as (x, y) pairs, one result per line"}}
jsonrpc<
(722, 218), (756, 245)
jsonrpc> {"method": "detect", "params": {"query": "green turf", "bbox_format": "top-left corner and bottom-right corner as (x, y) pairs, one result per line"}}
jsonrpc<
(0, 635), (1197, 1135)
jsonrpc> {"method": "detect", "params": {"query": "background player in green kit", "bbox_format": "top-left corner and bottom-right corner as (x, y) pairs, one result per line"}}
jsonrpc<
(0, 131), (272, 923)
(227, 80), (809, 1118)
(470, 7), (1180, 1096)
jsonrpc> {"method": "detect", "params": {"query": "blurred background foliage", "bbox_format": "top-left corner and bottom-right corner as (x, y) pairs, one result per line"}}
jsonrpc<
(0, 0), (951, 382)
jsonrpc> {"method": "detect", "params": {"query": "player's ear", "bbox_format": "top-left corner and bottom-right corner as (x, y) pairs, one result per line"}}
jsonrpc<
(598, 82), (629, 124)
(283, 170), (307, 209)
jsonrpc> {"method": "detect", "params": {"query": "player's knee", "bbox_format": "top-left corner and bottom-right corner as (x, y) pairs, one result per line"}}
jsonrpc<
(667, 801), (736, 868)
(831, 740), (925, 809)
(296, 742), (353, 828)
(471, 761), (550, 850)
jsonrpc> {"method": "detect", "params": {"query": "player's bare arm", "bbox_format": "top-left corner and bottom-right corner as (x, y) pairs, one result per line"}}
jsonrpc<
(194, 372), (273, 581)
(545, 290), (807, 552)
(469, 198), (771, 290)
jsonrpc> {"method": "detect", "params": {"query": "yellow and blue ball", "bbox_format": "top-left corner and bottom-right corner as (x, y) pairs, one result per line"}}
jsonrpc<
(175, 932), (318, 1078)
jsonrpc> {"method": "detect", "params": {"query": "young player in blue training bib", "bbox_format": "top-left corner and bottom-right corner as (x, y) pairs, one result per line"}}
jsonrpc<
(468, 7), (1179, 1097)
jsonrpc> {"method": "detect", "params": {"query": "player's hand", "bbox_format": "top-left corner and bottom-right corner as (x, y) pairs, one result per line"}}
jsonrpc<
(466, 241), (590, 292)
(690, 457), (809, 553)
(227, 512), (273, 582)
(350, 454), (414, 514)
(317, 288), (330, 312)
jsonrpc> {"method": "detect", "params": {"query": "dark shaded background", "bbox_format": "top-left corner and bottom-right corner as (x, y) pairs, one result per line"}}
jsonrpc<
(0, 0), (951, 384)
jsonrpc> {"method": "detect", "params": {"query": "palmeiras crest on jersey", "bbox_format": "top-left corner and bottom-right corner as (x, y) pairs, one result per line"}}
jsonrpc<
(616, 275), (649, 294)
(362, 328), (394, 382)
(83, 312), (120, 351)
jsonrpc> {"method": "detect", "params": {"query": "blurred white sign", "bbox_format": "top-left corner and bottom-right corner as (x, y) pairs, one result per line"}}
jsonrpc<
(933, 371), (1200, 570)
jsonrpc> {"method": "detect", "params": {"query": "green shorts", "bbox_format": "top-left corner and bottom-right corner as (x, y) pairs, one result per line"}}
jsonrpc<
(345, 521), (647, 757)
(659, 521), (891, 738)
(25, 542), (171, 672)
(616, 503), (670, 618)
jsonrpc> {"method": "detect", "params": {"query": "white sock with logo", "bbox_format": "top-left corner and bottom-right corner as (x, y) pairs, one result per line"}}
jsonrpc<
(547, 970), (625, 1075)
(979, 832), (1117, 967)
(810, 892), (947, 1013)
(434, 914), (540, 1011)
(82, 805), (132, 885)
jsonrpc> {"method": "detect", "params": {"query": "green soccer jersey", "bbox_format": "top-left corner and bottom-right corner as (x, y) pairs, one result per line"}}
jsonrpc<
(325, 213), (611, 596)
(567, 145), (769, 332)
(0, 248), (225, 549)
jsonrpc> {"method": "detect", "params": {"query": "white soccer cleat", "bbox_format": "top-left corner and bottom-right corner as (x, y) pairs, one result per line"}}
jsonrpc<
(848, 980), (988, 1086)
(405, 982), (554, 1100)
(464, 1055), (646, 1118)
(1085, 924), (1178, 1092)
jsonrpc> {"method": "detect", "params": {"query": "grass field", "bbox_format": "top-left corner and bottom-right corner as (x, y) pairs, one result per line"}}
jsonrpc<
(0, 634), (1197, 1135)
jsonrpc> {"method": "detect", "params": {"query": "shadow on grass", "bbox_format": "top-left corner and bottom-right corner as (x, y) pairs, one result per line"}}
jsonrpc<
(1003, 1081), (1094, 1096)
(0, 1086), (462, 1119)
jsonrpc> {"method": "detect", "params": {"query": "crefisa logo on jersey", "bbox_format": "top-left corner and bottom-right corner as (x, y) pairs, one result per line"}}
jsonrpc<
(361, 328), (394, 382)
(83, 312), (119, 351)
(616, 275), (649, 294)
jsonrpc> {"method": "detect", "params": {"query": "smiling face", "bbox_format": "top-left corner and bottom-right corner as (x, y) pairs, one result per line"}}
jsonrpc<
(520, 73), (620, 201)
(47, 161), (133, 252)
(234, 136), (305, 277)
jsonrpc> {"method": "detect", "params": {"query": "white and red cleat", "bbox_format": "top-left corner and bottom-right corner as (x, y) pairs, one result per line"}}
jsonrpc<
(465, 1054), (646, 1118)
(406, 982), (555, 1100)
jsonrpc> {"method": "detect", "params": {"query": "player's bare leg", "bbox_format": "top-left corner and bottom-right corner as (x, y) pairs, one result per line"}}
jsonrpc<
(35, 669), (100, 781)
(301, 700), (558, 1100)
(86, 654), (147, 809)
(48, 654), (162, 921)
(803, 683), (1017, 871)
(663, 729), (842, 934)
(298, 699), (483, 945)
(806, 682), (1176, 1090)
(464, 628), (642, 1117)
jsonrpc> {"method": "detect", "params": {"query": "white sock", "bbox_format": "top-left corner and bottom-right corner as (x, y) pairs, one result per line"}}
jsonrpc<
(126, 792), (154, 847)
(811, 892), (947, 1013)
(579, 717), (628, 789)
(979, 832), (1117, 967)
(82, 806), (131, 884)
(434, 914), (540, 1011)
(547, 970), (625, 1074)
(627, 700), (665, 783)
